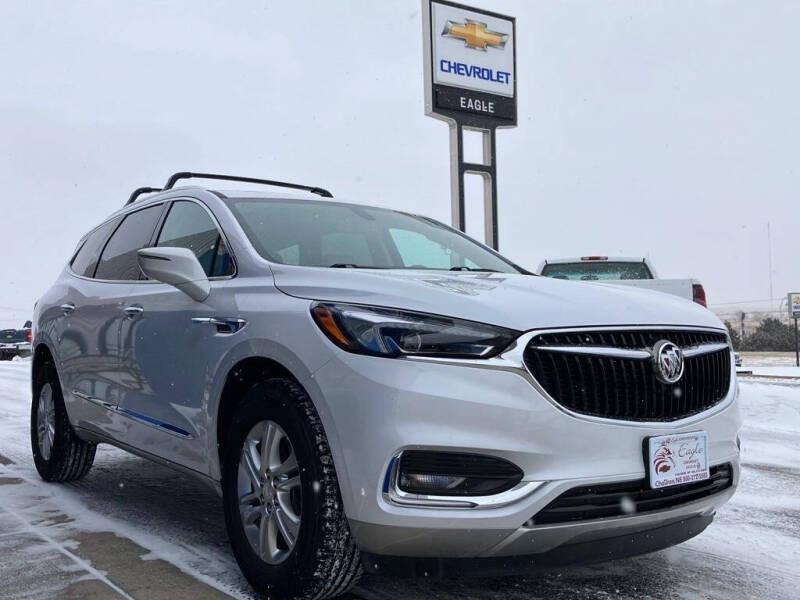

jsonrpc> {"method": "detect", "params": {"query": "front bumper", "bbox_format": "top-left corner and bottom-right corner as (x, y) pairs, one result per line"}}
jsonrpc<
(0, 342), (30, 357)
(362, 513), (715, 577)
(310, 338), (741, 559)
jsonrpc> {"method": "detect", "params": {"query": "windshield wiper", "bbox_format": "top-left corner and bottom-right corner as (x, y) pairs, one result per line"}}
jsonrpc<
(329, 263), (391, 269)
(328, 264), (501, 272)
(449, 266), (500, 272)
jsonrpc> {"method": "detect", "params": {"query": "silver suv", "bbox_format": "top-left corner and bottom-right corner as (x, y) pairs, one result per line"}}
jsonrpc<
(31, 173), (740, 599)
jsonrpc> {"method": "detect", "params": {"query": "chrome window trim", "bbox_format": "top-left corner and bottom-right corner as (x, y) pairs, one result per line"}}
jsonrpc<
(70, 202), (167, 283)
(66, 216), (124, 279)
(382, 451), (544, 510)
(67, 195), (238, 284)
(406, 325), (735, 429)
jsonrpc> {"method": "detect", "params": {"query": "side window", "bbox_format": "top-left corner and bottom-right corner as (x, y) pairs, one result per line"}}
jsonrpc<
(156, 201), (234, 277)
(70, 217), (121, 278)
(94, 205), (164, 281)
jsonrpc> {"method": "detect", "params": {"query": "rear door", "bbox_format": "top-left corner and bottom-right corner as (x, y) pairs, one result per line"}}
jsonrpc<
(117, 199), (237, 473)
(60, 204), (165, 439)
(57, 217), (123, 426)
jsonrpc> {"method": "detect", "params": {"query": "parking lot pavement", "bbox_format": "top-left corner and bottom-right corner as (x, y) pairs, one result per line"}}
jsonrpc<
(0, 461), (238, 600)
(1, 359), (799, 599)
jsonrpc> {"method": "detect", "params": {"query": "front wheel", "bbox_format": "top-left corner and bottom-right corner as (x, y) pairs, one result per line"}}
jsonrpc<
(221, 377), (361, 599)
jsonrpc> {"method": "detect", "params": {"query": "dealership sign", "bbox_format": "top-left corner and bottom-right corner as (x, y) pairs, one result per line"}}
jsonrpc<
(423, 0), (517, 125)
(790, 292), (800, 317)
(422, 0), (517, 251)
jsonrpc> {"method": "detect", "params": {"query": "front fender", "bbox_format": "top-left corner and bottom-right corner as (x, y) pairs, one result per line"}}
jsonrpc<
(203, 297), (345, 487)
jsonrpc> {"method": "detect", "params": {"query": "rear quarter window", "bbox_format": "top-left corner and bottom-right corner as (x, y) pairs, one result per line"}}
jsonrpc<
(70, 217), (122, 278)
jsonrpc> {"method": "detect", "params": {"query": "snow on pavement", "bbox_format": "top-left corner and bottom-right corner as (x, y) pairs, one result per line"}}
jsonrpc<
(738, 352), (799, 367)
(0, 359), (799, 599)
(739, 366), (800, 378)
(737, 352), (800, 378)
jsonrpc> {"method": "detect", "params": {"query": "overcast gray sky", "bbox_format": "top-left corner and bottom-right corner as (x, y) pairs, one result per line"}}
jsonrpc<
(1, 0), (797, 323)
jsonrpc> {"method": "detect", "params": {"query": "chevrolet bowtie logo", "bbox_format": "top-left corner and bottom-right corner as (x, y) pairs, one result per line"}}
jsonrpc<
(442, 19), (508, 50)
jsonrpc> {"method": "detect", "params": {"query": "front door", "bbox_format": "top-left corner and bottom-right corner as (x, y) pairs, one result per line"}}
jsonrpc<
(116, 199), (237, 474)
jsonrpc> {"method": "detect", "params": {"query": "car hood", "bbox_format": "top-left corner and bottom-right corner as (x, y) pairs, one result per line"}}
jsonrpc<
(270, 265), (724, 332)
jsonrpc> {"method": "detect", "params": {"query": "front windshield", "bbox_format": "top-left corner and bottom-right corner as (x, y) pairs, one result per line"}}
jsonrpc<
(224, 198), (524, 274)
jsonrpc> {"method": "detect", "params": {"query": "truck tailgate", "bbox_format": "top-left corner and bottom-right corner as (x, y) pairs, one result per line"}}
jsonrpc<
(600, 278), (694, 301)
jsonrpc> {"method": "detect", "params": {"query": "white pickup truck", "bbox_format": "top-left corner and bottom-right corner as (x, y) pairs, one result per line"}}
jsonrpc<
(535, 256), (708, 306)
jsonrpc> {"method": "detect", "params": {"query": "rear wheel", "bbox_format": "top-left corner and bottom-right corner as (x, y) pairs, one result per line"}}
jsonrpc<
(222, 377), (361, 599)
(31, 362), (96, 481)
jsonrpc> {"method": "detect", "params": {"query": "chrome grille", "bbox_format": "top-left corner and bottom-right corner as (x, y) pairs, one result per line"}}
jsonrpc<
(523, 329), (731, 422)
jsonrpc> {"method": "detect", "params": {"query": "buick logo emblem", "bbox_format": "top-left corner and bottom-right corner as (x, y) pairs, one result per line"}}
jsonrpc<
(652, 340), (684, 384)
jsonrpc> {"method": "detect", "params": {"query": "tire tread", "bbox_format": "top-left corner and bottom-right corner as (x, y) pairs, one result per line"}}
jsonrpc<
(31, 362), (96, 482)
(223, 377), (362, 600)
(278, 378), (362, 600)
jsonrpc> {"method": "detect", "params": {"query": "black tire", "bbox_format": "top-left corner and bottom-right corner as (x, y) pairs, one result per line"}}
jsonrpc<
(31, 361), (96, 481)
(222, 377), (362, 599)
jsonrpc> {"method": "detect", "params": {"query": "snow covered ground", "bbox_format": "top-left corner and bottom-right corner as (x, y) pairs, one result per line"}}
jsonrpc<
(739, 352), (798, 367)
(0, 359), (798, 599)
(737, 352), (800, 378)
(740, 366), (800, 377)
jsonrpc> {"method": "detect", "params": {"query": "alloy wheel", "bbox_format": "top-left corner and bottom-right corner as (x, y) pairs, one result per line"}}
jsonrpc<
(237, 419), (302, 564)
(36, 383), (56, 461)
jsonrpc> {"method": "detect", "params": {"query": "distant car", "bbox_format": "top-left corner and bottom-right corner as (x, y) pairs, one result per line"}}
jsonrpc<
(535, 256), (708, 306)
(0, 320), (32, 360)
(734, 353), (742, 367)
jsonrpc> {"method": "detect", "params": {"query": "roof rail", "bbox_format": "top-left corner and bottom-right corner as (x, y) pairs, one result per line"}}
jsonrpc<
(126, 187), (163, 205)
(163, 172), (333, 198)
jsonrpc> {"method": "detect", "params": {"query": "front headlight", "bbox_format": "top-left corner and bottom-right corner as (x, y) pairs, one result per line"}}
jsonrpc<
(310, 302), (519, 359)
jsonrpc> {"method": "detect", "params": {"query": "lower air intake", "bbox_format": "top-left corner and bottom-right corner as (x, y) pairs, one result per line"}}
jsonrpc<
(530, 463), (733, 525)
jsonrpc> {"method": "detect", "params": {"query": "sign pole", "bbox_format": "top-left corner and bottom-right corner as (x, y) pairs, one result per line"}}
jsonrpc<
(448, 122), (465, 231)
(789, 293), (800, 367)
(423, 0), (516, 251)
(449, 123), (499, 248)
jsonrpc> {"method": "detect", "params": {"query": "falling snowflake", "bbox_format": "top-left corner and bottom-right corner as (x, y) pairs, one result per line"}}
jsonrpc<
(620, 495), (636, 514)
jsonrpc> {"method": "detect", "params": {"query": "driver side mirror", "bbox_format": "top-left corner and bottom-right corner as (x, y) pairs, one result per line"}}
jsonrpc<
(137, 247), (210, 302)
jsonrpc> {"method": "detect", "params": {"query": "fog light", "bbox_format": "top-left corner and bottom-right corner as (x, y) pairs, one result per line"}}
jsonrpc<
(400, 473), (466, 492)
(397, 451), (523, 496)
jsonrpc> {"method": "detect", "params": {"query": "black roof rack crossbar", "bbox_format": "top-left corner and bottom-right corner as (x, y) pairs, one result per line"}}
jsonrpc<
(126, 187), (163, 205)
(163, 172), (333, 198)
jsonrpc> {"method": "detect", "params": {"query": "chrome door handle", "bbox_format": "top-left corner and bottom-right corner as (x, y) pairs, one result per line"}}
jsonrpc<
(124, 305), (144, 318)
(191, 317), (246, 334)
(60, 303), (75, 316)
